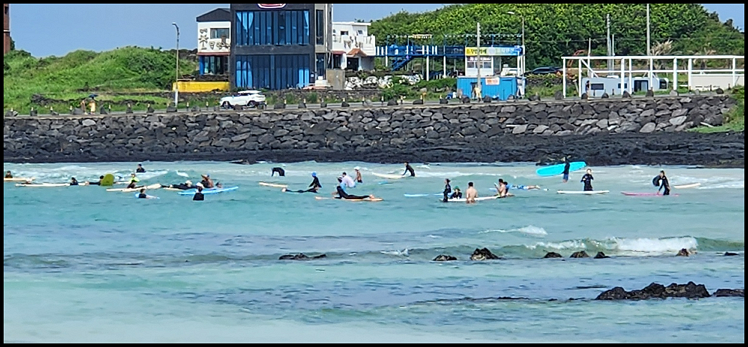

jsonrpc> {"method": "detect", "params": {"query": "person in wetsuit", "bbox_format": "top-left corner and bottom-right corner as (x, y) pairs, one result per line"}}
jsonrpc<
(442, 178), (452, 203)
(88, 175), (105, 185)
(450, 187), (463, 199)
(126, 173), (140, 189)
(162, 180), (195, 190)
(200, 174), (215, 189)
(271, 167), (286, 177)
(136, 164), (146, 173)
(580, 169), (594, 191)
(5, 171), (13, 178)
(283, 172), (323, 193)
(562, 158), (571, 183)
(137, 188), (148, 199)
(655, 170), (671, 196)
(70, 177), (79, 186)
(403, 162), (415, 177)
(193, 186), (205, 201)
(333, 177), (373, 200)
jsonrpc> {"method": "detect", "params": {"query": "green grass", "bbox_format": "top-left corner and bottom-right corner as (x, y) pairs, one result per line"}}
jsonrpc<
(4, 46), (197, 112)
(688, 86), (744, 133)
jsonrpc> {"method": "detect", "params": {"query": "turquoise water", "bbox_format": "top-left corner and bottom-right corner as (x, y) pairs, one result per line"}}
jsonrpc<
(3, 161), (744, 342)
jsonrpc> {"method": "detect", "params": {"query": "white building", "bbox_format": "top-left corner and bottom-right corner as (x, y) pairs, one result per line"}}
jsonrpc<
(331, 22), (376, 71)
(196, 8), (231, 76)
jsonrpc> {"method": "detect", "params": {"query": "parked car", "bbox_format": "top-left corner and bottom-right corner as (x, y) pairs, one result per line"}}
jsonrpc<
(526, 67), (561, 76)
(220, 90), (266, 108)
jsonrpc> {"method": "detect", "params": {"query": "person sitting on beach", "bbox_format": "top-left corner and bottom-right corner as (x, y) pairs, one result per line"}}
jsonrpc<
(200, 174), (215, 189)
(465, 182), (478, 204)
(5, 171), (12, 178)
(450, 186), (463, 199)
(403, 162), (415, 177)
(126, 173), (140, 189)
(193, 186), (205, 201)
(271, 167), (285, 177)
(333, 177), (377, 200)
(136, 164), (146, 173)
(162, 180), (195, 190)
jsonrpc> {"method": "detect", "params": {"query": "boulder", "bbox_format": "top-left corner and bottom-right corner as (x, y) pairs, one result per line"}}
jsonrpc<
(595, 281), (711, 300)
(543, 252), (562, 258)
(713, 289), (744, 297)
(470, 247), (500, 261)
(639, 122), (656, 133)
(433, 254), (457, 261)
(278, 253), (327, 260)
(594, 252), (610, 259)
(570, 251), (589, 258)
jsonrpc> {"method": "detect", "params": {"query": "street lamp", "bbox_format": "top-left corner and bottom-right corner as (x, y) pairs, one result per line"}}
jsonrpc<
(507, 11), (525, 76)
(172, 22), (180, 107)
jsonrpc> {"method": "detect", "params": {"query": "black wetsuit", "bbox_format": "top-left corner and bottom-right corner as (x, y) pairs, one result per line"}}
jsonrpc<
(443, 183), (452, 202)
(562, 162), (571, 180)
(165, 183), (195, 190)
(70, 180), (79, 186)
(658, 176), (671, 196)
(138, 193), (147, 199)
(403, 164), (415, 177)
(127, 181), (138, 189)
(335, 185), (368, 200)
(450, 191), (462, 199)
(284, 177), (322, 193)
(136, 167), (146, 173)
(271, 167), (286, 177)
(193, 192), (205, 201)
(89, 181), (101, 186)
(581, 173), (594, 191)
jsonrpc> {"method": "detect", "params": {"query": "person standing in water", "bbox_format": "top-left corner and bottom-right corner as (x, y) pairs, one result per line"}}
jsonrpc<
(655, 170), (671, 196)
(354, 167), (363, 183)
(193, 186), (205, 201)
(442, 178), (452, 202)
(580, 169), (594, 191)
(403, 162), (415, 177)
(465, 182), (478, 204)
(136, 164), (146, 173)
(562, 157), (571, 183)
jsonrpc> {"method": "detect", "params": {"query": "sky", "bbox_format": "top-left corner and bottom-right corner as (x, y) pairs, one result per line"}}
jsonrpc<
(7, 4), (744, 58)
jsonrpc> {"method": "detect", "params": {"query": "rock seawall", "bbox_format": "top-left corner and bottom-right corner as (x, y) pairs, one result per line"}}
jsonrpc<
(3, 96), (743, 166)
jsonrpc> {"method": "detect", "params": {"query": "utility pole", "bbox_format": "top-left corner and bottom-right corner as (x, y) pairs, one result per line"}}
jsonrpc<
(475, 22), (481, 100)
(172, 22), (180, 107)
(606, 13), (612, 73)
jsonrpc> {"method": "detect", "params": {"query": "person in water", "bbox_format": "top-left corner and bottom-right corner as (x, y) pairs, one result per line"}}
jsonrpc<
(70, 177), (79, 186)
(333, 177), (376, 200)
(442, 178), (452, 203)
(126, 173), (140, 189)
(465, 182), (478, 204)
(496, 179), (508, 197)
(655, 170), (671, 196)
(200, 174), (215, 189)
(136, 164), (146, 173)
(354, 167), (363, 183)
(403, 162), (415, 177)
(88, 175), (105, 185)
(450, 187), (463, 199)
(271, 167), (286, 177)
(340, 172), (356, 190)
(162, 180), (195, 190)
(193, 186), (205, 201)
(580, 168), (594, 191)
(5, 171), (12, 178)
(283, 172), (323, 193)
(137, 188), (148, 199)
(562, 157), (571, 183)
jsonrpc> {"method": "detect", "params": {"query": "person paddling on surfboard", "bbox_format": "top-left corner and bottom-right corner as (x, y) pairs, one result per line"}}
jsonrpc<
(403, 162), (415, 177)
(162, 180), (195, 190)
(333, 177), (376, 200)
(70, 177), (79, 186)
(562, 157), (571, 183)
(136, 164), (146, 173)
(442, 178), (452, 202)
(283, 172), (322, 194)
(126, 173), (140, 189)
(654, 170), (671, 196)
(580, 169), (594, 191)
(87, 175), (105, 186)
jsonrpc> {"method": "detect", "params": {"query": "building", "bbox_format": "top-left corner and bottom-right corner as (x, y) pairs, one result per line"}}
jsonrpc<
(230, 3), (332, 90)
(330, 22), (376, 71)
(196, 8), (231, 76)
(4, 3), (11, 54)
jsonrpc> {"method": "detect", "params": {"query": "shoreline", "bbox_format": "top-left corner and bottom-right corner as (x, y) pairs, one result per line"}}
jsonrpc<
(4, 132), (744, 167)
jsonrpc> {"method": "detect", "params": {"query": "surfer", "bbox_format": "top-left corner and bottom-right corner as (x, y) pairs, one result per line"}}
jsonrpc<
(200, 174), (215, 189)
(162, 180), (195, 190)
(465, 182), (478, 204)
(193, 186), (205, 201)
(137, 188), (148, 199)
(403, 162), (415, 177)
(136, 164), (146, 173)
(70, 177), (79, 186)
(5, 171), (12, 178)
(354, 167), (363, 183)
(442, 178), (452, 202)
(580, 168), (594, 191)
(87, 175), (105, 185)
(283, 172), (323, 193)
(340, 172), (356, 190)
(126, 173), (140, 189)
(654, 170), (671, 196)
(271, 167), (286, 177)
(333, 177), (376, 200)
(496, 179), (508, 197)
(450, 186), (463, 199)
(562, 157), (570, 183)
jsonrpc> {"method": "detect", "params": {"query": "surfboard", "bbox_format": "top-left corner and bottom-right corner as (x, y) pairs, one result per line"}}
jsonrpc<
(371, 172), (405, 180)
(404, 193), (442, 197)
(259, 182), (287, 188)
(178, 186), (239, 195)
(15, 183), (70, 187)
(163, 187), (184, 191)
(100, 173), (115, 186)
(557, 190), (609, 195)
(621, 192), (679, 197)
(315, 196), (383, 202)
(4, 177), (34, 182)
(133, 193), (160, 199)
(673, 183), (701, 189)
(536, 161), (587, 177)
(107, 183), (162, 192)
(445, 196), (499, 202)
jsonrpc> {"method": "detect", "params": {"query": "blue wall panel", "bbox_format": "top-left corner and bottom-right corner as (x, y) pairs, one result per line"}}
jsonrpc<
(235, 54), (310, 90)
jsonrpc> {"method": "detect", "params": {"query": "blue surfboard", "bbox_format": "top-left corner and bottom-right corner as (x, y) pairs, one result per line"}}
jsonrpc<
(536, 161), (586, 177)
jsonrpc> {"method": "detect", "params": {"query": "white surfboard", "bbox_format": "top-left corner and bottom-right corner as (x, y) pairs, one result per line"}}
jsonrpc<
(259, 182), (287, 188)
(315, 196), (383, 202)
(5, 177), (35, 182)
(371, 172), (405, 180)
(557, 190), (609, 195)
(446, 196), (499, 202)
(673, 183), (701, 189)
(107, 183), (162, 192)
(15, 183), (70, 187)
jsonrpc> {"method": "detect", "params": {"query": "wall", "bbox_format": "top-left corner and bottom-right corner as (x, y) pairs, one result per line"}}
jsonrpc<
(4, 96), (735, 162)
(197, 21), (231, 55)
(172, 81), (230, 93)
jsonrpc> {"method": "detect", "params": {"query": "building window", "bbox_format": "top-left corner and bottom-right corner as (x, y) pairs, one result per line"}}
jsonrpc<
(316, 53), (326, 79)
(590, 83), (604, 91)
(235, 10), (310, 46)
(315, 9), (324, 45)
(211, 28), (230, 39)
(357, 29), (363, 35)
(340, 31), (348, 36)
(235, 54), (311, 90)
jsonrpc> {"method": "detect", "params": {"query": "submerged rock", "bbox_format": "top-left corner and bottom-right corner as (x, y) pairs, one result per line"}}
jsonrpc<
(713, 289), (744, 297)
(595, 281), (711, 300)
(570, 251), (590, 258)
(543, 252), (563, 258)
(433, 254), (457, 261)
(594, 252), (610, 259)
(724, 252), (739, 256)
(470, 247), (500, 261)
(278, 253), (326, 260)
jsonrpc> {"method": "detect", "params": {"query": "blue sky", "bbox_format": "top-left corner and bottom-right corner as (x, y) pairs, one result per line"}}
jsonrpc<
(8, 4), (744, 57)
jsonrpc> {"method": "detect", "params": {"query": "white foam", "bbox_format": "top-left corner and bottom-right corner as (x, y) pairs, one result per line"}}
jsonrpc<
(380, 248), (409, 256)
(480, 225), (547, 237)
(528, 236), (699, 256)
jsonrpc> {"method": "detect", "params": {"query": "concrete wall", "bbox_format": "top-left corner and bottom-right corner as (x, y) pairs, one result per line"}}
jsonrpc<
(3, 95), (736, 160)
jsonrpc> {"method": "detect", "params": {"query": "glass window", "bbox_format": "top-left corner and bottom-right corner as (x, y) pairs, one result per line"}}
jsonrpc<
(316, 10), (324, 45)
(211, 28), (230, 39)
(341, 31), (349, 36)
(591, 83), (604, 91)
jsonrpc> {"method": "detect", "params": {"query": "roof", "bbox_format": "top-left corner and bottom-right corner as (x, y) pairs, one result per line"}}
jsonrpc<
(197, 8), (230, 22)
(346, 48), (368, 58)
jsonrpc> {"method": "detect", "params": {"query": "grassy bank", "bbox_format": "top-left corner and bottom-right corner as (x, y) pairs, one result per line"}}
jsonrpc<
(689, 86), (744, 133)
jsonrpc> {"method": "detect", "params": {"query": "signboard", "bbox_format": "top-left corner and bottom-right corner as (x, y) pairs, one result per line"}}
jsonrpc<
(485, 77), (500, 85)
(465, 46), (522, 57)
(257, 4), (286, 9)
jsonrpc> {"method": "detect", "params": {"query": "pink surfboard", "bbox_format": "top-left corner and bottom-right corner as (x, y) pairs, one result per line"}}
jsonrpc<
(621, 192), (679, 197)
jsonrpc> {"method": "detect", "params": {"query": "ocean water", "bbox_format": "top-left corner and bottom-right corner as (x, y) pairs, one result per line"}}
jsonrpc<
(3, 161), (744, 343)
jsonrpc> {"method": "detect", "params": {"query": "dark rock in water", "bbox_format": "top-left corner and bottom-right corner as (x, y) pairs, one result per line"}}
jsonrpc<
(676, 248), (690, 257)
(543, 252), (563, 258)
(470, 247), (500, 261)
(570, 251), (590, 258)
(230, 159), (253, 165)
(279, 253), (326, 260)
(724, 252), (739, 256)
(594, 252), (610, 259)
(595, 281), (711, 300)
(713, 289), (744, 297)
(433, 254), (457, 261)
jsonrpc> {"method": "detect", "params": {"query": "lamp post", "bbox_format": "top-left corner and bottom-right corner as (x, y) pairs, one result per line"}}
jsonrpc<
(172, 22), (180, 107)
(475, 22), (481, 100)
(507, 11), (525, 76)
